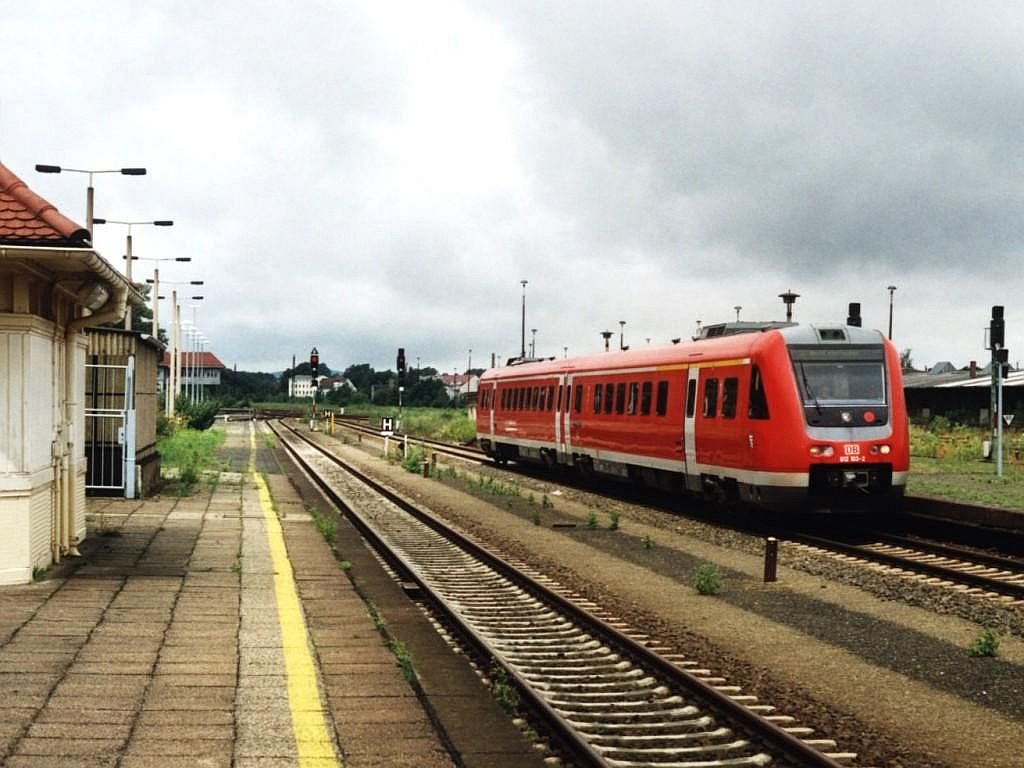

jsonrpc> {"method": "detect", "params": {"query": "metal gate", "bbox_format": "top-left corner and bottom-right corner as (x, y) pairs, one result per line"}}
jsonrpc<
(85, 357), (136, 497)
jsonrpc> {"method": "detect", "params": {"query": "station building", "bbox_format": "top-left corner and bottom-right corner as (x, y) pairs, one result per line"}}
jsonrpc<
(0, 162), (143, 584)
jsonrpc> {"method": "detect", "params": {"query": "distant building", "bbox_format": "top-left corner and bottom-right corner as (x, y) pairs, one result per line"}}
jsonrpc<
(158, 350), (225, 397)
(903, 364), (1023, 424)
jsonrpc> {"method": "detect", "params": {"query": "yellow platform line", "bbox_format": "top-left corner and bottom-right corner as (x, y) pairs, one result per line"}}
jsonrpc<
(249, 426), (340, 768)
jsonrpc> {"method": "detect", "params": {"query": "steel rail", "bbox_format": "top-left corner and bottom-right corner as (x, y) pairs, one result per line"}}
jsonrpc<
(270, 419), (851, 768)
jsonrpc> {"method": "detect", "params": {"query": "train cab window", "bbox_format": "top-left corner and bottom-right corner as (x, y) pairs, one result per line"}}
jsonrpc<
(517, 387), (525, 410)
(722, 377), (739, 419)
(627, 382), (639, 415)
(604, 381), (615, 414)
(640, 382), (652, 415)
(593, 383), (603, 413)
(556, 385), (563, 411)
(574, 384), (584, 413)
(703, 378), (719, 418)
(748, 365), (770, 419)
(615, 383), (626, 414)
(532, 386), (540, 410)
(686, 379), (697, 417)
(656, 380), (669, 416)
(548, 385), (556, 410)
(538, 386), (546, 411)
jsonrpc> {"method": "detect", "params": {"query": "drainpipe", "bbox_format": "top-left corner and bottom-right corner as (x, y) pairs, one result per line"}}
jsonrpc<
(60, 282), (129, 556)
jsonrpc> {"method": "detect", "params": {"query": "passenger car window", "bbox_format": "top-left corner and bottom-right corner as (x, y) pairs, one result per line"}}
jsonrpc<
(574, 384), (583, 413)
(604, 381), (615, 413)
(656, 380), (669, 416)
(640, 381), (652, 415)
(627, 382), (639, 415)
(593, 383), (603, 413)
(615, 383), (626, 414)
(722, 377), (739, 419)
(703, 378), (718, 418)
(749, 365), (769, 419)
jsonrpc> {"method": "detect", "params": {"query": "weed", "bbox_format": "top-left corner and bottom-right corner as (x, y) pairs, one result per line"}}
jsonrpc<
(366, 601), (387, 631)
(641, 534), (654, 550)
(541, 495), (553, 509)
(263, 433), (277, 450)
(527, 493), (536, 506)
(489, 660), (520, 714)
(531, 508), (541, 526)
(401, 446), (426, 474)
(694, 562), (723, 595)
(585, 511), (598, 529)
(967, 628), (1000, 657)
(304, 504), (337, 545)
(339, 560), (352, 571)
(31, 565), (47, 582)
(608, 510), (620, 531)
(389, 638), (416, 683)
(231, 559), (243, 575)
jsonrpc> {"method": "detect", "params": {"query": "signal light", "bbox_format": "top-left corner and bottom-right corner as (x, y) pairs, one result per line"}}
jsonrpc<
(991, 306), (1005, 348)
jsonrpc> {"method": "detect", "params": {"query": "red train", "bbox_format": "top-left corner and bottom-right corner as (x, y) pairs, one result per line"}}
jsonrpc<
(476, 319), (909, 512)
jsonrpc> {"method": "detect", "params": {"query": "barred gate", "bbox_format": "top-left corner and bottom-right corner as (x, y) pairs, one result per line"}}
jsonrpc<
(85, 358), (137, 497)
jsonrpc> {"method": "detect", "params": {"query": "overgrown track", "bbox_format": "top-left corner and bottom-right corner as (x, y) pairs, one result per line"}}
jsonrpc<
(269, 419), (858, 768)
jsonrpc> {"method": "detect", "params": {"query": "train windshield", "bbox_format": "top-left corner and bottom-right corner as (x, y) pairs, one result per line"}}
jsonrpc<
(795, 361), (886, 405)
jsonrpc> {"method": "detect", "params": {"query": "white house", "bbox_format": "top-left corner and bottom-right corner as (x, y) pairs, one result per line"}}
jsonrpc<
(1, 162), (143, 584)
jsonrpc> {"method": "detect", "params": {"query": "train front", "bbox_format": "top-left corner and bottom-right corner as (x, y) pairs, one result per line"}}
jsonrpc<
(771, 324), (910, 510)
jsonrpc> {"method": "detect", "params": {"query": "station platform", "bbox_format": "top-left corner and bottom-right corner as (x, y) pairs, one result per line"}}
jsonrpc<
(0, 422), (539, 768)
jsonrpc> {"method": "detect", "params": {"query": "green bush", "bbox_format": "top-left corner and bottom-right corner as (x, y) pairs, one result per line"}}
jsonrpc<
(967, 628), (1000, 657)
(694, 563), (723, 595)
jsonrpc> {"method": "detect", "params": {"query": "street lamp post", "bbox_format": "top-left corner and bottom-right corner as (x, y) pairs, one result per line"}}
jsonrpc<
(887, 285), (897, 339)
(520, 280), (528, 359)
(93, 218), (174, 329)
(601, 330), (613, 352)
(619, 320), (626, 351)
(734, 305), (742, 322)
(149, 278), (203, 416)
(35, 164), (147, 236)
(530, 329), (537, 358)
(135, 257), (194, 337)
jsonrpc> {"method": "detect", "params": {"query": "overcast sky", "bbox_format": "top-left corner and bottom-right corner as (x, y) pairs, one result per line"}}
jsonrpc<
(4, 1), (1022, 374)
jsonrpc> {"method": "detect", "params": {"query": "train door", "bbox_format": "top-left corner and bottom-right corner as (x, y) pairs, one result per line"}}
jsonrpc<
(683, 366), (700, 492)
(488, 382), (496, 440)
(558, 374), (572, 459)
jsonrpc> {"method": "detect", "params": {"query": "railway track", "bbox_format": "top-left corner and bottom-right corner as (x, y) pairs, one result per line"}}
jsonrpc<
(323, 417), (1024, 604)
(268, 419), (858, 768)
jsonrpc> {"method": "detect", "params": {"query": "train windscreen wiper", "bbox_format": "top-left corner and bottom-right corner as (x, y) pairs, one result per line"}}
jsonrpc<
(798, 363), (822, 414)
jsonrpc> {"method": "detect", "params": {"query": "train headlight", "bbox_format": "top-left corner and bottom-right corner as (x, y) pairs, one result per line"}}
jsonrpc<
(840, 411), (853, 423)
(809, 445), (834, 457)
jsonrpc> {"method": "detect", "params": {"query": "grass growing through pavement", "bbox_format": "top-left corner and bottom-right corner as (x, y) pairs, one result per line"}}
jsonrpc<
(157, 427), (226, 494)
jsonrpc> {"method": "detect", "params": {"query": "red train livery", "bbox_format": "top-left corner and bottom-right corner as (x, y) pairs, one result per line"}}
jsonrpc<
(476, 322), (909, 511)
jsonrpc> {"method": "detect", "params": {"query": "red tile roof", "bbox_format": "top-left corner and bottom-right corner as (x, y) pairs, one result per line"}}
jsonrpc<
(0, 162), (90, 246)
(160, 351), (226, 370)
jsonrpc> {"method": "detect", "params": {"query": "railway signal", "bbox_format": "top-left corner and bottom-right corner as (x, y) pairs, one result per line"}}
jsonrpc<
(989, 307), (1006, 476)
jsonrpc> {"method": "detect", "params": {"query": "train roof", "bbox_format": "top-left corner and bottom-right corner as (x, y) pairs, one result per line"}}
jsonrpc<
(482, 322), (888, 381)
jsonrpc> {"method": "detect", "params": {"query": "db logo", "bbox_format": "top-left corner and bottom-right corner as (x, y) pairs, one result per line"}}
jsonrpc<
(844, 444), (861, 456)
